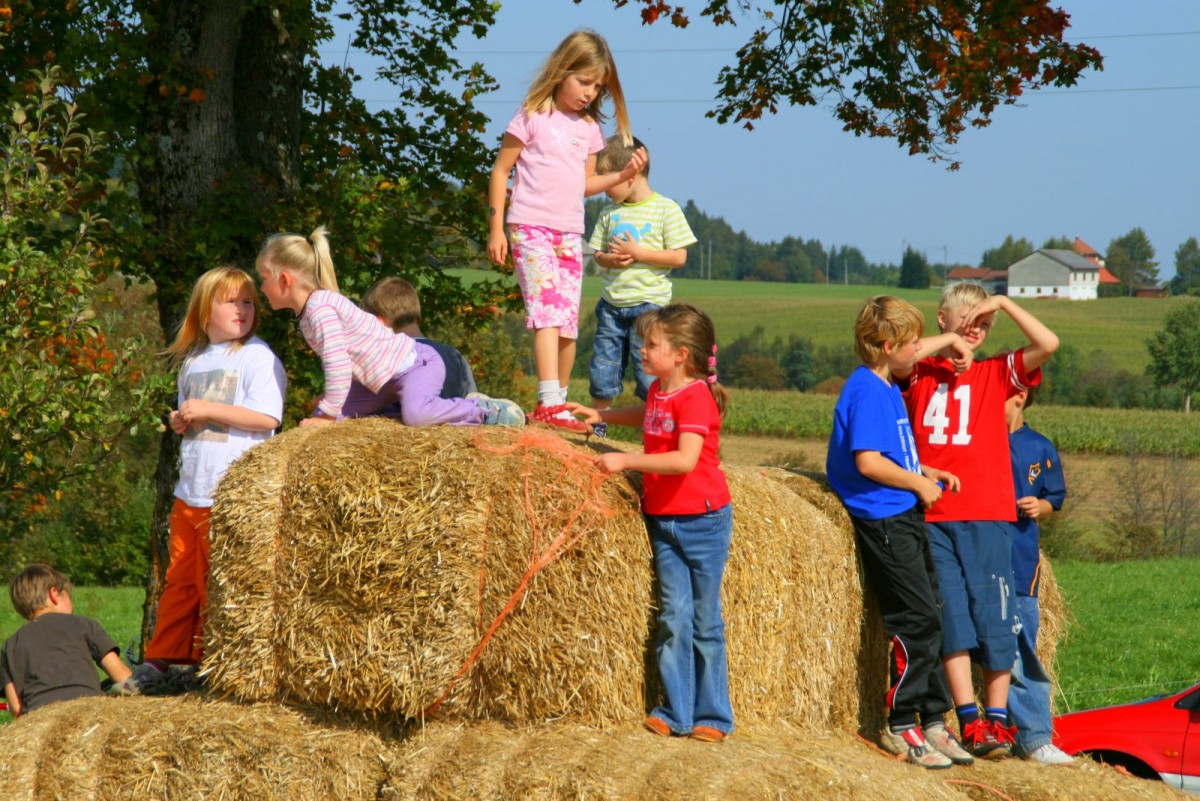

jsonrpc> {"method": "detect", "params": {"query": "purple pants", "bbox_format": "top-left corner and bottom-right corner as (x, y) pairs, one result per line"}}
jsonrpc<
(340, 342), (483, 426)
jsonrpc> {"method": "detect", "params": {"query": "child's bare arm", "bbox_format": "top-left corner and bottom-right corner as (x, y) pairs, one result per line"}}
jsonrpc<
(4, 681), (21, 717)
(892, 333), (971, 380)
(565, 402), (645, 428)
(855, 450), (944, 508)
(594, 431), (703, 476)
(487, 134), (524, 265)
(965, 296), (1059, 370)
(593, 250), (633, 269)
(1016, 496), (1054, 519)
(100, 651), (131, 684)
(584, 148), (648, 195)
(607, 236), (688, 269)
(176, 400), (279, 432)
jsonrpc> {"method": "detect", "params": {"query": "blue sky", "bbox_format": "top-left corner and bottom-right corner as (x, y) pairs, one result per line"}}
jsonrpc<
(333, 1), (1199, 275)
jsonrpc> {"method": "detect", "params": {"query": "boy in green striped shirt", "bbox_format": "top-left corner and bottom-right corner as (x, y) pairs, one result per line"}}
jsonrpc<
(587, 135), (698, 435)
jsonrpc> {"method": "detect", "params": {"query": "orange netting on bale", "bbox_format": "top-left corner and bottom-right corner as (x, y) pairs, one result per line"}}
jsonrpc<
(423, 427), (622, 716)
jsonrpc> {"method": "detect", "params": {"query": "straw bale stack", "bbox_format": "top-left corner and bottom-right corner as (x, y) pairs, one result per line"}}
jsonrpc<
(2, 700), (1179, 801)
(206, 419), (651, 724)
(203, 419), (1067, 734)
(203, 420), (879, 728)
(387, 719), (1183, 801)
(0, 696), (391, 800)
(719, 464), (870, 731)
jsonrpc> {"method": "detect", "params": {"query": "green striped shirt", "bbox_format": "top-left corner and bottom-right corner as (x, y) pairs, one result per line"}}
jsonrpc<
(589, 193), (697, 307)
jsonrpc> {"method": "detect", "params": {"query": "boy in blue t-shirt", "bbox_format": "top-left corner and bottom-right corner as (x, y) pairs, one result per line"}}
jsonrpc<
(827, 296), (973, 770)
(1004, 387), (1074, 765)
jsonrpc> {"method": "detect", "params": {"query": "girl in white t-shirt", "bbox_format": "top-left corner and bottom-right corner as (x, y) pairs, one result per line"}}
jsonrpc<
(124, 267), (286, 692)
(487, 29), (645, 432)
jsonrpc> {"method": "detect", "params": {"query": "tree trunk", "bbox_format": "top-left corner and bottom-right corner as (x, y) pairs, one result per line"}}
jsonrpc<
(137, 0), (304, 655)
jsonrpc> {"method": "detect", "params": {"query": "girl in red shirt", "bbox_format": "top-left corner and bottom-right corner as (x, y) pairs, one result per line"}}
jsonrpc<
(568, 303), (733, 742)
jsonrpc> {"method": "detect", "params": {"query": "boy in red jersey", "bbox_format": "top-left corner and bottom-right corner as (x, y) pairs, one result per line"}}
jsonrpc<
(893, 283), (1059, 759)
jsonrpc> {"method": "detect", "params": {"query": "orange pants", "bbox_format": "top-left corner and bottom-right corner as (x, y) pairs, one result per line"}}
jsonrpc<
(145, 498), (211, 664)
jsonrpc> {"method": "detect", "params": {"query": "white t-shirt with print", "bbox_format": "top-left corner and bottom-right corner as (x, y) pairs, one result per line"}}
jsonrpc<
(174, 337), (286, 507)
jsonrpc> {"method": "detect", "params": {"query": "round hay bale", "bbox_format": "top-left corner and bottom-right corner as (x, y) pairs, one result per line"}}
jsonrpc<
(207, 419), (651, 723)
(204, 421), (879, 728)
(0, 696), (390, 800)
(1, 699), (1181, 801)
(720, 465), (867, 731)
(387, 719), (1180, 801)
(206, 424), (327, 701)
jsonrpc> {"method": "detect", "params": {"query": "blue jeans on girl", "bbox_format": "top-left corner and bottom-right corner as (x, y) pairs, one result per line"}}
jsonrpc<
(646, 503), (734, 735)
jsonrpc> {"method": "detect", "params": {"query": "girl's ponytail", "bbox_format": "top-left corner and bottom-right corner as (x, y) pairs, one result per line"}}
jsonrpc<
(257, 225), (339, 293)
(307, 227), (338, 293)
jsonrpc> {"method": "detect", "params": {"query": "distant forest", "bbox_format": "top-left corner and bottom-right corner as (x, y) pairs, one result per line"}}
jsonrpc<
(585, 197), (904, 285)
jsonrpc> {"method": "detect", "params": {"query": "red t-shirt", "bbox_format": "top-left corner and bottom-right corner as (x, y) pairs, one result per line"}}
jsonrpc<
(902, 350), (1041, 523)
(641, 379), (731, 516)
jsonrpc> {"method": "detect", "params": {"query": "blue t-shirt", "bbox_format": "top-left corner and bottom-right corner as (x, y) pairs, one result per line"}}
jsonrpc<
(1007, 423), (1066, 597)
(827, 366), (922, 520)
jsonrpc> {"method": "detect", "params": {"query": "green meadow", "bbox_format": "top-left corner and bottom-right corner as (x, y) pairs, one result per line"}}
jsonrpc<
(455, 268), (1188, 376)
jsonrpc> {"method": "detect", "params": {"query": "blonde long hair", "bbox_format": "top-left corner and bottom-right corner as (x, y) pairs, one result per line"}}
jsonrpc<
(636, 303), (729, 417)
(256, 226), (338, 294)
(523, 30), (632, 144)
(162, 267), (261, 366)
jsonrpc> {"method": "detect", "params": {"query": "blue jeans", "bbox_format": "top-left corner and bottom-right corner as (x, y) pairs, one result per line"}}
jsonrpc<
(1009, 595), (1053, 753)
(646, 503), (734, 734)
(589, 299), (659, 401)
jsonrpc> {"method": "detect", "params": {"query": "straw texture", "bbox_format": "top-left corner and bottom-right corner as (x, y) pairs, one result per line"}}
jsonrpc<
(0, 698), (1180, 801)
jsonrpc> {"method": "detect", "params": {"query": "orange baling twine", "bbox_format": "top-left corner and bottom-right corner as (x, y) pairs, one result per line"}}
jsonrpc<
(423, 428), (617, 717)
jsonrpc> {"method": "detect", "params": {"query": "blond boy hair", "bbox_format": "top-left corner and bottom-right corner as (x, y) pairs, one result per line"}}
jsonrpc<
(939, 282), (989, 315)
(854, 295), (925, 366)
(10, 564), (71, 620)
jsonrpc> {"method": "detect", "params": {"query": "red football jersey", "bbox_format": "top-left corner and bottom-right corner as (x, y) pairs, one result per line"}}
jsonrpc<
(902, 350), (1041, 522)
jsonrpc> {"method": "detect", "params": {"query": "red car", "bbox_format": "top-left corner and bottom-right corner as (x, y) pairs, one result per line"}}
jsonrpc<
(1053, 682), (1200, 795)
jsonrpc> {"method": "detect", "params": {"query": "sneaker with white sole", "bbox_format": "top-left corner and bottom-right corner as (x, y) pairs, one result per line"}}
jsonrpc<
(474, 396), (526, 427)
(107, 662), (167, 696)
(963, 718), (1014, 759)
(881, 727), (953, 770)
(1026, 742), (1075, 765)
(923, 722), (975, 765)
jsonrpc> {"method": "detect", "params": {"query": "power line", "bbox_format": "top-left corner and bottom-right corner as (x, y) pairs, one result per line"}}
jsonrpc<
(317, 29), (1200, 56)
(351, 84), (1200, 105)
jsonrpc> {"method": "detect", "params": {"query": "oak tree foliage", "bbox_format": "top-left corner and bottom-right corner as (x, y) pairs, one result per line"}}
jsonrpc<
(595, 0), (1103, 168)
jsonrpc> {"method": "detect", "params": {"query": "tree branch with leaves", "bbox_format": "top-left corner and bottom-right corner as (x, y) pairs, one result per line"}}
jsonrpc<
(595, 0), (1103, 168)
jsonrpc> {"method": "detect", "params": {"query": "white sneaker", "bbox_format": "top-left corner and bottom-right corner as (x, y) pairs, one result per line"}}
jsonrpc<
(1027, 743), (1075, 765)
(923, 722), (976, 765)
(880, 727), (953, 770)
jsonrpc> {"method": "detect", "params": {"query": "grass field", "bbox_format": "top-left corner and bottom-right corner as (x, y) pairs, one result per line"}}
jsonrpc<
(3, 560), (1195, 725)
(454, 268), (1190, 376)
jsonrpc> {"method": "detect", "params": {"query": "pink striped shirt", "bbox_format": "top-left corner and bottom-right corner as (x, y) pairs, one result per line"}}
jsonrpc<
(299, 289), (416, 418)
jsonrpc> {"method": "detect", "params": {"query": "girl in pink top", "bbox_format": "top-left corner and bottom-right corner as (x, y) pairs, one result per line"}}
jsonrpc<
(257, 226), (524, 427)
(487, 29), (646, 432)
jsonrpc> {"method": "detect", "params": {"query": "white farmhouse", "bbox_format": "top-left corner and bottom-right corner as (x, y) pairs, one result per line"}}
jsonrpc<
(1007, 249), (1103, 300)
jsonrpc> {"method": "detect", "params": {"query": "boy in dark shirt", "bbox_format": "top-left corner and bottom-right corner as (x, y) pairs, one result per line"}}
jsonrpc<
(1, 564), (133, 716)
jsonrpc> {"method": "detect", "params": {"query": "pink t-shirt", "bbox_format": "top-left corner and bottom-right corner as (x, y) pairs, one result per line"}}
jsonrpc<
(504, 107), (604, 234)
